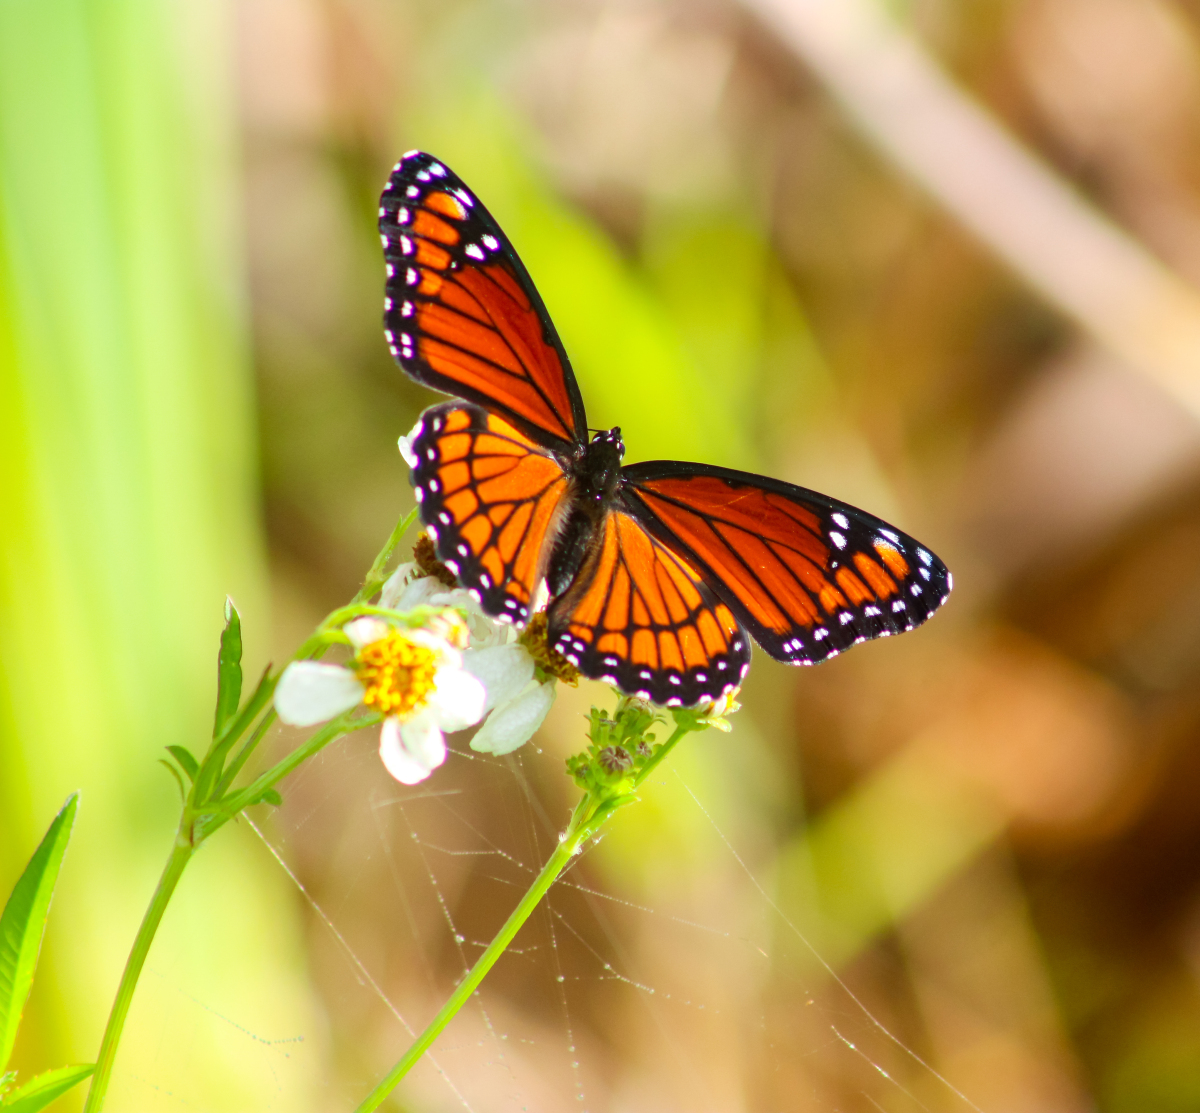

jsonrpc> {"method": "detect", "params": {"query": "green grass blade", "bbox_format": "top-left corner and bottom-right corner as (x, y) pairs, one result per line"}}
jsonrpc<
(1, 1063), (93, 1112)
(0, 795), (78, 1071)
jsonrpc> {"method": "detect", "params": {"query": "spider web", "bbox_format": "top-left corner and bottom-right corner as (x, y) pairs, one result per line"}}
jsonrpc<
(195, 691), (999, 1113)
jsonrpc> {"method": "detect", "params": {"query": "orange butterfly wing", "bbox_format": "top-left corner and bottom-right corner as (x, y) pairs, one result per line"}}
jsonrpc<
(380, 151), (587, 451)
(407, 402), (572, 626)
(383, 152), (953, 702)
(547, 510), (749, 705)
(621, 464), (951, 664)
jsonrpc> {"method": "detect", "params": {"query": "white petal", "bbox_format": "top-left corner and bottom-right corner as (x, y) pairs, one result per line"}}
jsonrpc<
(344, 616), (391, 650)
(401, 710), (449, 768)
(463, 645), (535, 712)
(393, 574), (445, 611)
(398, 422), (421, 468)
(379, 562), (417, 608)
(380, 714), (445, 784)
(470, 680), (555, 756)
(427, 666), (487, 732)
(275, 662), (363, 726)
(427, 585), (477, 609)
(440, 593), (505, 647)
(400, 579), (505, 648)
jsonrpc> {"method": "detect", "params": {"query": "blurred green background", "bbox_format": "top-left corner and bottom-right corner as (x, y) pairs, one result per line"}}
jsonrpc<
(5, 0), (1200, 1110)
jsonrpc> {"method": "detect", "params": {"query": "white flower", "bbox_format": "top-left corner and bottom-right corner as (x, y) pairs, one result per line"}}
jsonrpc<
(690, 687), (742, 732)
(380, 561), (499, 647)
(375, 548), (573, 758)
(275, 617), (486, 785)
(398, 422), (421, 469)
(463, 642), (557, 756)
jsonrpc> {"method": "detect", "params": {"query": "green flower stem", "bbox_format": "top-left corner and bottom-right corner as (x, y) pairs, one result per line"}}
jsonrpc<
(352, 795), (599, 1113)
(213, 708), (278, 799)
(226, 711), (379, 810)
(354, 506), (419, 604)
(202, 711), (381, 836)
(632, 723), (688, 788)
(83, 505), (418, 1112)
(353, 720), (696, 1113)
(83, 828), (194, 1113)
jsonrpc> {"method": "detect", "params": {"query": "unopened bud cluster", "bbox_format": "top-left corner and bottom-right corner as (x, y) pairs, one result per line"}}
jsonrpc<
(566, 698), (662, 796)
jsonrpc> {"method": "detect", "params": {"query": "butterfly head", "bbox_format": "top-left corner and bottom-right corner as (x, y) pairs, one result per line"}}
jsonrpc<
(575, 426), (625, 506)
(590, 426), (625, 458)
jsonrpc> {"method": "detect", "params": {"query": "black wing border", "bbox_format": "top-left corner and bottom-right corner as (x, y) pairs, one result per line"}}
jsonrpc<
(619, 458), (952, 663)
(380, 150), (589, 453)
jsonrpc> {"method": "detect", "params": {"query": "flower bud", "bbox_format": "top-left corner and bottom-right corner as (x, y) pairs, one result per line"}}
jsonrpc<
(597, 746), (633, 774)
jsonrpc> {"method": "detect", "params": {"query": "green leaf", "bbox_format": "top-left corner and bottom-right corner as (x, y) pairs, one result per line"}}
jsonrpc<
(158, 760), (186, 802)
(197, 663), (274, 806)
(0, 795), (78, 1071)
(257, 788), (283, 808)
(0, 1063), (93, 1111)
(213, 595), (243, 739)
(165, 745), (199, 782)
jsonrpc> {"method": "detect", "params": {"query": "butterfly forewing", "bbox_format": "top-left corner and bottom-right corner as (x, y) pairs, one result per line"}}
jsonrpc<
(385, 152), (953, 705)
(620, 463), (951, 664)
(379, 151), (587, 451)
(408, 402), (572, 626)
(547, 510), (750, 705)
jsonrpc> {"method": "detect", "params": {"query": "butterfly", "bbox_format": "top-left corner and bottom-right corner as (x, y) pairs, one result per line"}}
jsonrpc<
(378, 150), (951, 707)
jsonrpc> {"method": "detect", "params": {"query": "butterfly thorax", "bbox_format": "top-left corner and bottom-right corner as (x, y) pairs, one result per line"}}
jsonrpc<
(545, 428), (626, 598)
(575, 427), (625, 502)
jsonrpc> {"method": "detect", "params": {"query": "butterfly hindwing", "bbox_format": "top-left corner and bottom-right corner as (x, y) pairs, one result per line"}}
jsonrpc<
(386, 152), (953, 703)
(547, 509), (750, 705)
(379, 151), (588, 452)
(407, 402), (572, 626)
(621, 463), (951, 664)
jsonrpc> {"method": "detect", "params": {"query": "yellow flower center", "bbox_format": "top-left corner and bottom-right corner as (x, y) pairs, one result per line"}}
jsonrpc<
(520, 613), (579, 685)
(353, 630), (439, 719)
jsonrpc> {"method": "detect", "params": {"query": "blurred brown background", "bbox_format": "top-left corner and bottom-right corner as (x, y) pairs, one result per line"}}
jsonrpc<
(6, 0), (1200, 1110)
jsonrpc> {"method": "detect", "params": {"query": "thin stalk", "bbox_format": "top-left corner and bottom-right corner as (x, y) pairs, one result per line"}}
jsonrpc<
(203, 712), (380, 836)
(83, 510), (417, 1112)
(213, 708), (277, 798)
(353, 720), (696, 1112)
(353, 796), (600, 1113)
(354, 506), (419, 604)
(633, 723), (688, 788)
(83, 828), (194, 1113)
